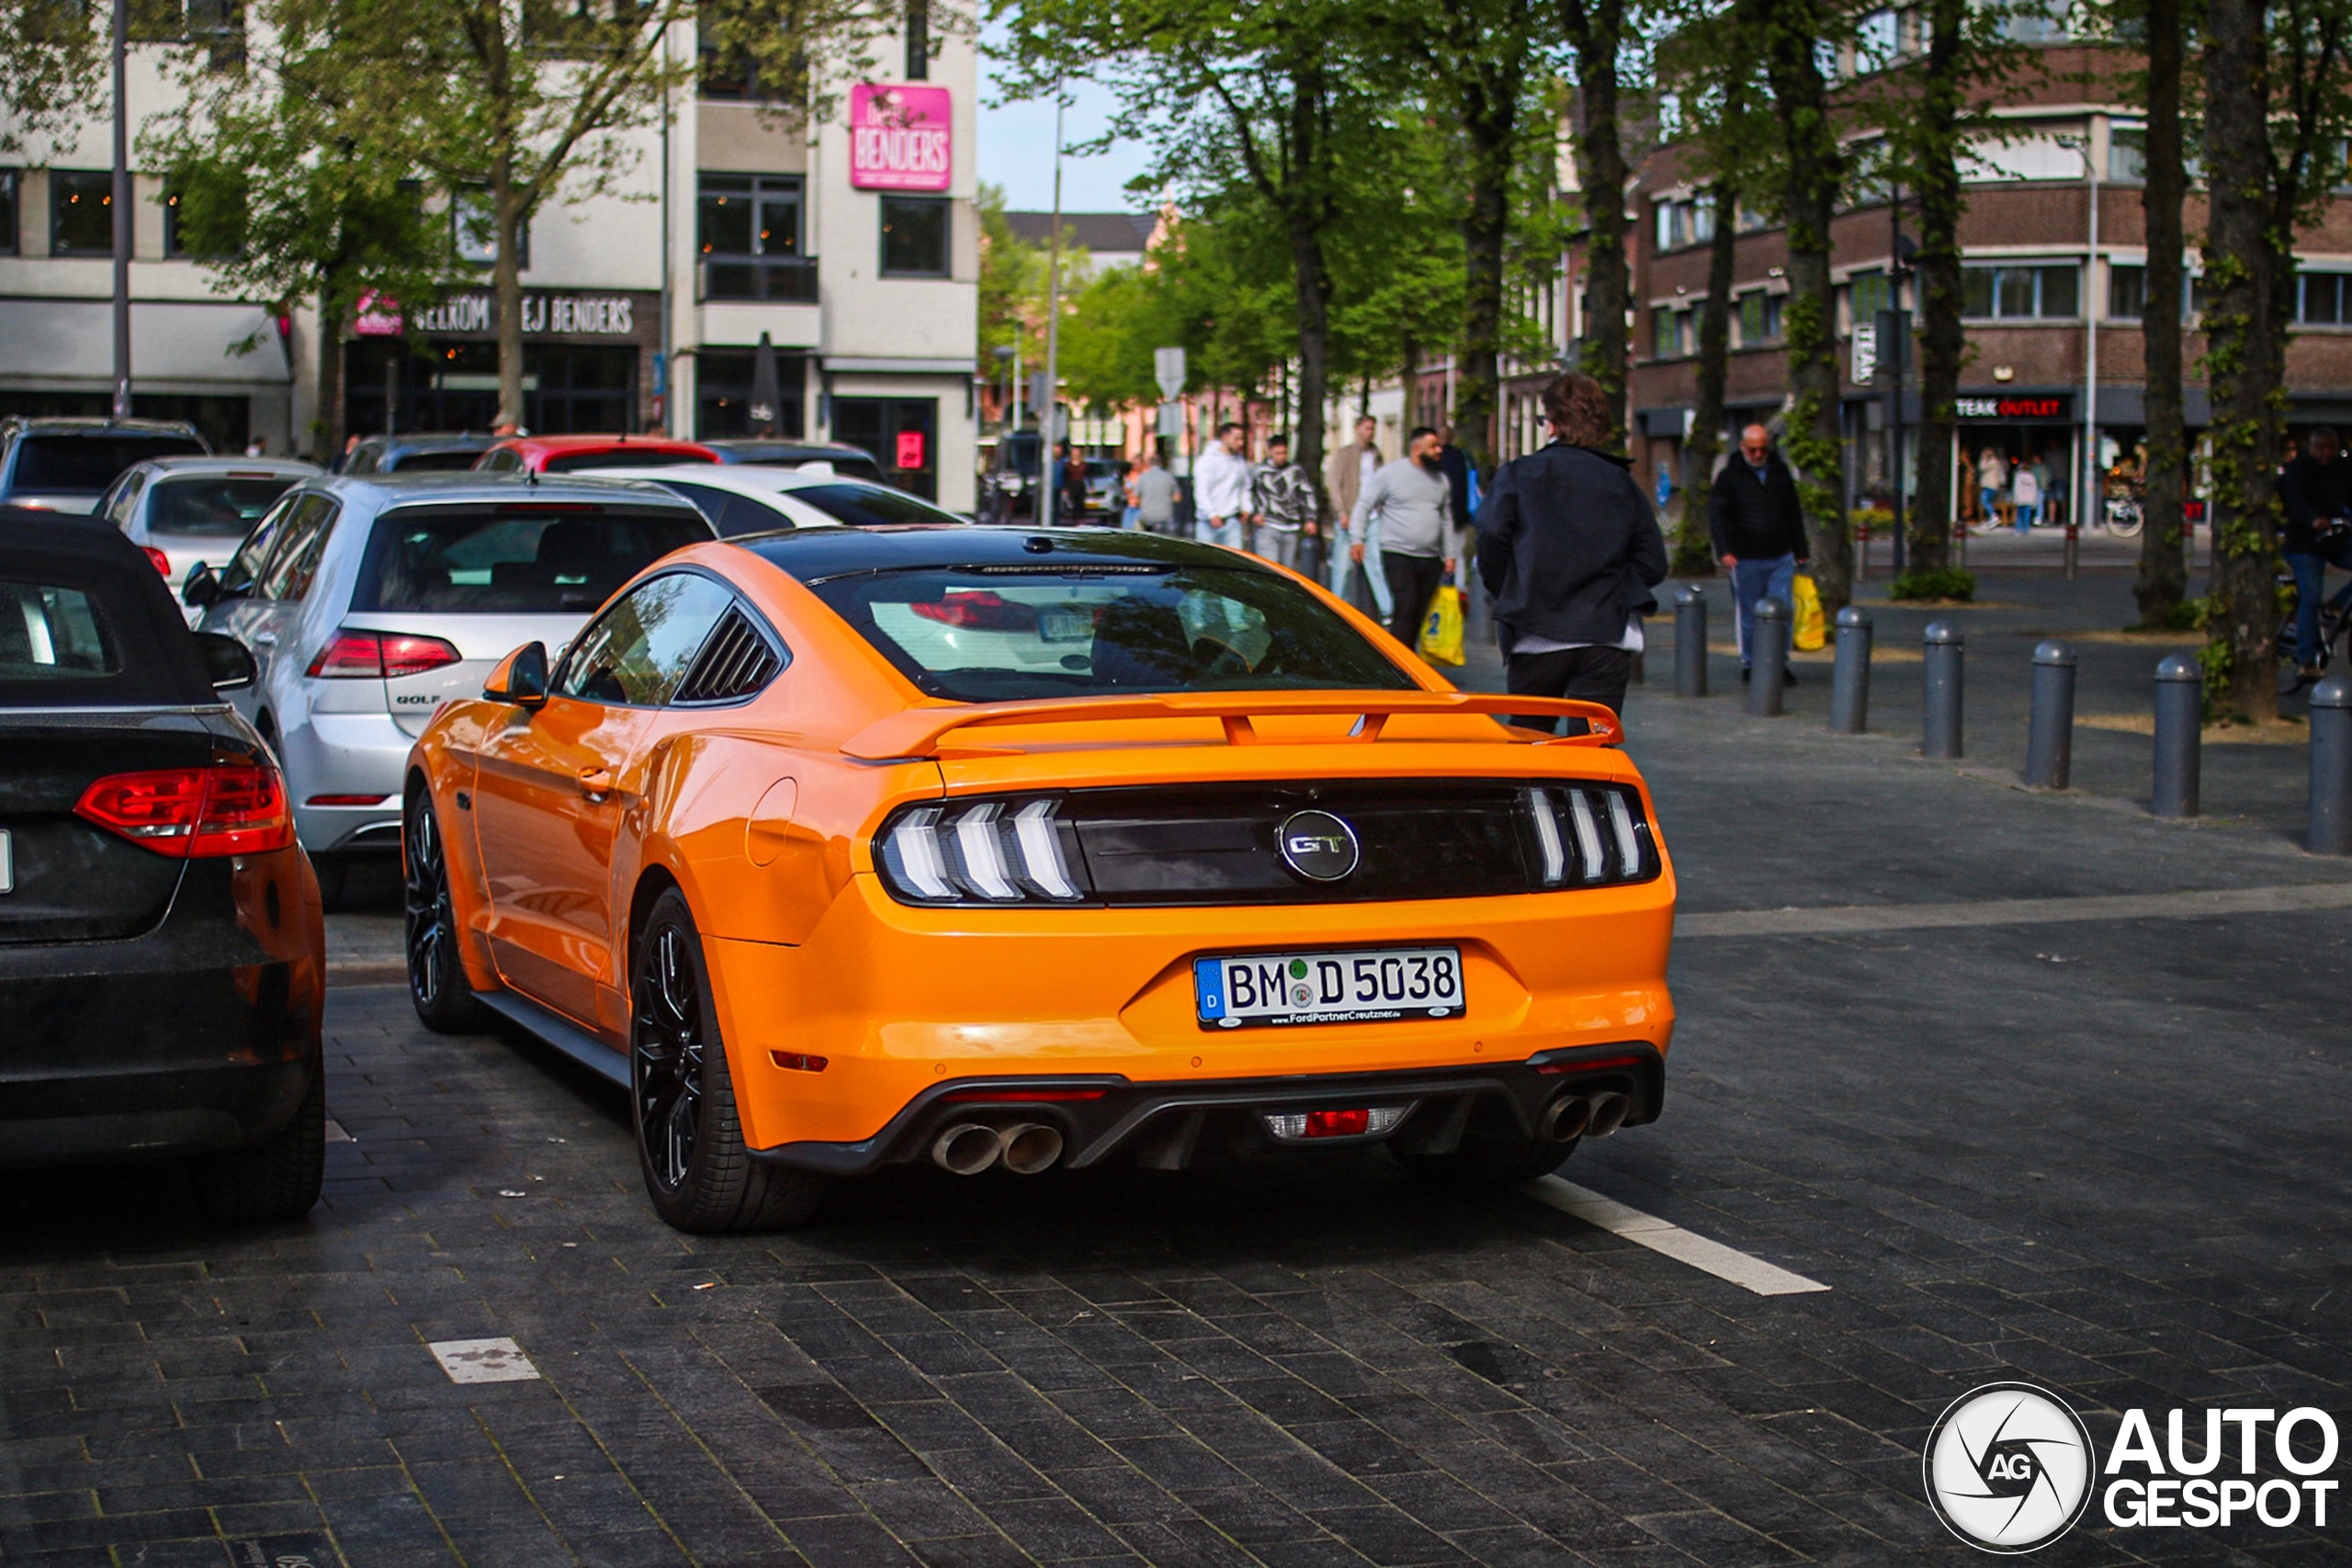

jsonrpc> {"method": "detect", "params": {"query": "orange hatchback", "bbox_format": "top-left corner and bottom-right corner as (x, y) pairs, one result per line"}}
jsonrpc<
(401, 527), (1676, 1230)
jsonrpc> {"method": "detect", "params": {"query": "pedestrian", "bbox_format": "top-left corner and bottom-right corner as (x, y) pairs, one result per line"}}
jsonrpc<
(1437, 423), (1474, 537)
(1135, 450), (1182, 535)
(1976, 445), (2007, 530)
(1120, 457), (1143, 531)
(1324, 413), (1387, 613)
(1709, 423), (1811, 685)
(243, 434), (267, 457)
(1193, 423), (1256, 548)
(1351, 425), (1460, 649)
(2280, 425), (2352, 682)
(1251, 434), (1317, 570)
(1477, 371), (1669, 726)
(2011, 456), (2041, 533)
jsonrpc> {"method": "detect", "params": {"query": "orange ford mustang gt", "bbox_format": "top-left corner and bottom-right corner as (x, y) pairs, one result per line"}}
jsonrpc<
(401, 525), (1676, 1230)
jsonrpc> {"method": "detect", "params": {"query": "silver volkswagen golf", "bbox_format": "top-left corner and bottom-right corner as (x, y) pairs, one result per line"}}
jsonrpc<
(186, 473), (713, 900)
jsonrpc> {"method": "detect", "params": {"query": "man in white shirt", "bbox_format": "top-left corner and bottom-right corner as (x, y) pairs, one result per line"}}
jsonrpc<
(1192, 423), (1257, 549)
(1351, 426), (1460, 647)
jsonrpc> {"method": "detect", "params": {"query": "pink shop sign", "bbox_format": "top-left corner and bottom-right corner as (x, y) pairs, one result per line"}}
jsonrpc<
(850, 84), (952, 192)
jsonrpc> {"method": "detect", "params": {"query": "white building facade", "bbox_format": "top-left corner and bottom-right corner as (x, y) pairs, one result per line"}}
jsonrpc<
(0, 14), (979, 510)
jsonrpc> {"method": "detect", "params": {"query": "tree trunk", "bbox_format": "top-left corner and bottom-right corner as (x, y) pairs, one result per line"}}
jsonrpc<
(1675, 182), (1736, 575)
(1759, 0), (1849, 611)
(2200, 0), (2280, 718)
(2135, 0), (2189, 626)
(1907, 0), (1965, 577)
(1564, 0), (1630, 451)
(1284, 72), (1334, 518)
(313, 287), (345, 463)
(492, 153), (526, 432)
(1455, 90), (1516, 476)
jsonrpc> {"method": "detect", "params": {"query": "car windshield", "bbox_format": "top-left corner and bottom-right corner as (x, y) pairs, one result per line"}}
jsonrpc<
(351, 505), (711, 613)
(788, 484), (964, 528)
(15, 434), (207, 493)
(146, 475), (300, 537)
(385, 448), (486, 472)
(0, 581), (118, 684)
(543, 449), (717, 473)
(807, 564), (1412, 702)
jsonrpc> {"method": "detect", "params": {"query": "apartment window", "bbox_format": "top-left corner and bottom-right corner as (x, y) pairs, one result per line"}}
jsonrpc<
(1737, 289), (1783, 345)
(2000, 0), (2069, 41)
(1653, 195), (1714, 254)
(905, 0), (929, 80)
(1652, 307), (1693, 359)
(2300, 272), (2350, 325)
(0, 172), (17, 255)
(453, 188), (527, 268)
(2109, 264), (2145, 319)
(1735, 198), (1771, 233)
(698, 173), (811, 300)
(2110, 123), (2146, 183)
(51, 170), (113, 255)
(1856, 8), (1901, 70)
(164, 183), (240, 258)
(1849, 269), (1891, 324)
(879, 195), (948, 276)
(1844, 139), (1891, 209)
(1961, 264), (2078, 319)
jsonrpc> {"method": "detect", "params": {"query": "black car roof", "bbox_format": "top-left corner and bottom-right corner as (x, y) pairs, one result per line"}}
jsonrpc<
(2, 417), (203, 438)
(736, 525), (1272, 583)
(0, 513), (214, 707)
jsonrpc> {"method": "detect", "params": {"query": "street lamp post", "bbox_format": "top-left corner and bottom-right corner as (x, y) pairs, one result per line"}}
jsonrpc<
(110, 0), (130, 422)
(1040, 90), (1065, 528)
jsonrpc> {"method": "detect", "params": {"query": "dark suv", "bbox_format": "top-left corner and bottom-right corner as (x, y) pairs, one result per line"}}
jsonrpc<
(0, 418), (209, 513)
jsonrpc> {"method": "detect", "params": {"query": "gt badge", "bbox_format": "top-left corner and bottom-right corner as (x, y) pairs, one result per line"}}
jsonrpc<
(1276, 809), (1359, 882)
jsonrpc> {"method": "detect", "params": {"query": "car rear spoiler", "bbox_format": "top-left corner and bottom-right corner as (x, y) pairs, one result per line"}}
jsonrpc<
(842, 691), (1622, 761)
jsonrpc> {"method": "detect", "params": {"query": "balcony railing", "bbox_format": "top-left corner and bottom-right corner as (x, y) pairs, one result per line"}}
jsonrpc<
(701, 254), (819, 303)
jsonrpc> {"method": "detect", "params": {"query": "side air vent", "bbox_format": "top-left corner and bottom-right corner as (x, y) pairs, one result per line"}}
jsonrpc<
(676, 610), (782, 705)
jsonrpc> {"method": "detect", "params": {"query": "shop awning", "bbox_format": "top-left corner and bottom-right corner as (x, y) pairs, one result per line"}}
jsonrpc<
(0, 300), (290, 384)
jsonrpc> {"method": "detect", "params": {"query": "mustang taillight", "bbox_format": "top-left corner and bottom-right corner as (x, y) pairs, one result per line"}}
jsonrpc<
(74, 765), (294, 857)
(876, 796), (1090, 906)
(307, 629), (462, 679)
(1521, 784), (1657, 888)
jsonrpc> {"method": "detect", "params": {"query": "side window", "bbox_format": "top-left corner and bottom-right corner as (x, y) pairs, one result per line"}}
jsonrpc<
(258, 495), (340, 602)
(105, 471), (147, 529)
(553, 572), (735, 705)
(223, 493), (298, 592)
(484, 448), (522, 472)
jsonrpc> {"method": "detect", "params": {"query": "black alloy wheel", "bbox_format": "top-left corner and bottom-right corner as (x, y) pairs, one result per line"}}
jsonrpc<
(628, 889), (826, 1232)
(403, 790), (481, 1032)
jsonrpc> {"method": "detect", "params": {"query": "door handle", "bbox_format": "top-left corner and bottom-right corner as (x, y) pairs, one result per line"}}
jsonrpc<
(254, 630), (277, 648)
(577, 766), (615, 801)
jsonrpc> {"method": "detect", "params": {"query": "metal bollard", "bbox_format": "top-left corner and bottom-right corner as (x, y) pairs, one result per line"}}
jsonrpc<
(1922, 621), (1964, 759)
(1673, 585), (1708, 698)
(2024, 639), (2076, 789)
(2062, 519), (2079, 581)
(2153, 654), (2201, 818)
(1747, 598), (1790, 716)
(2309, 677), (2352, 854)
(1829, 606), (1872, 734)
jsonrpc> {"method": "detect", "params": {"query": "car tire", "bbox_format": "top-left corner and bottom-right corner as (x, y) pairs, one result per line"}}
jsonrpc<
(631, 889), (826, 1233)
(1392, 1117), (1577, 1190)
(191, 1060), (325, 1223)
(403, 789), (482, 1034)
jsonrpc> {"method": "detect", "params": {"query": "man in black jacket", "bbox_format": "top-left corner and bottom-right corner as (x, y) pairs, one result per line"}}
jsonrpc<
(1708, 423), (1812, 682)
(2281, 425), (2352, 678)
(1476, 373), (1669, 728)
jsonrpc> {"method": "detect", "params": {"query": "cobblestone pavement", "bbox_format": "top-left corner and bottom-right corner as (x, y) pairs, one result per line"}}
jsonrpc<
(5, 568), (2349, 1567)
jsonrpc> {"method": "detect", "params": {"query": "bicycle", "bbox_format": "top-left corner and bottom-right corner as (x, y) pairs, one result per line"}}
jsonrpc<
(2103, 490), (2145, 537)
(2274, 565), (2352, 692)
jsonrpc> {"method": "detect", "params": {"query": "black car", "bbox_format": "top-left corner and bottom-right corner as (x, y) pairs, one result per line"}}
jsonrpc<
(0, 516), (325, 1221)
(337, 433), (499, 475)
(703, 438), (885, 480)
(0, 418), (209, 513)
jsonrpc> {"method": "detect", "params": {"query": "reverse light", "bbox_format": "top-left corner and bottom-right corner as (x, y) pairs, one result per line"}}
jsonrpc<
(1521, 784), (1657, 888)
(876, 795), (1091, 906)
(1263, 1107), (1409, 1141)
(307, 629), (462, 679)
(74, 765), (293, 857)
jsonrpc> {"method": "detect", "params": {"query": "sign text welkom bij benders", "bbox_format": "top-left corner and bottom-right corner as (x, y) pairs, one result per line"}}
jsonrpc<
(849, 84), (953, 193)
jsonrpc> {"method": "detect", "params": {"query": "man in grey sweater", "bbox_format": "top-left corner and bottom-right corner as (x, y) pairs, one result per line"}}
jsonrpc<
(1351, 425), (1460, 647)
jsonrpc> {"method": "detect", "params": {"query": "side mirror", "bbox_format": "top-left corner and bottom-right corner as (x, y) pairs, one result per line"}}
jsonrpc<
(192, 630), (255, 692)
(484, 641), (549, 708)
(182, 561), (221, 608)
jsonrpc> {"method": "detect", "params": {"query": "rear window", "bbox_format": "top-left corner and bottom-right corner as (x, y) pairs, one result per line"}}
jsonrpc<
(543, 449), (718, 474)
(13, 434), (208, 493)
(0, 581), (119, 682)
(384, 448), (487, 472)
(146, 475), (300, 537)
(807, 564), (1411, 703)
(350, 506), (712, 614)
(790, 483), (964, 528)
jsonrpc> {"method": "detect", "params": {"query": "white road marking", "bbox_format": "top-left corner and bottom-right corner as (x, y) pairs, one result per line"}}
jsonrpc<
(428, 1337), (541, 1384)
(1523, 1177), (1830, 1297)
(324, 1116), (354, 1143)
(1678, 881), (2352, 939)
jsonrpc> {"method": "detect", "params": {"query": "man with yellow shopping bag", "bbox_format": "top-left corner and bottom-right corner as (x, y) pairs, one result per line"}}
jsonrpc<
(1475, 373), (1669, 730)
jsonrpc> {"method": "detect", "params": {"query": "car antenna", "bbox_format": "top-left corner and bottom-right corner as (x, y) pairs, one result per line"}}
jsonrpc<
(526, 465), (538, 488)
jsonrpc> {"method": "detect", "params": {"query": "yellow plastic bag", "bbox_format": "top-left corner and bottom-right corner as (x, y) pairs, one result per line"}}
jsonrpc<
(1791, 573), (1826, 651)
(1419, 584), (1466, 666)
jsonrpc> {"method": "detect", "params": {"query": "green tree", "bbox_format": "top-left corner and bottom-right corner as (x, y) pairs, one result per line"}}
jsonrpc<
(1, 0), (104, 155)
(977, 183), (1071, 420)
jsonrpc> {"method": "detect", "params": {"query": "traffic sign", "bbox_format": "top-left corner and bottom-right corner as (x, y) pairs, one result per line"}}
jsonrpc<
(1154, 347), (1186, 400)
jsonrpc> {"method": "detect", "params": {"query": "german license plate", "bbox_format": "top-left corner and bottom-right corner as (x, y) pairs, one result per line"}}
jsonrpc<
(1193, 945), (1464, 1030)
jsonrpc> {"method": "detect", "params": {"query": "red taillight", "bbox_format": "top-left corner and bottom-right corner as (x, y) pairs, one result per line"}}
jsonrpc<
(307, 793), (390, 807)
(1303, 1109), (1371, 1138)
(74, 765), (293, 857)
(141, 546), (172, 577)
(306, 629), (462, 679)
(910, 590), (1041, 632)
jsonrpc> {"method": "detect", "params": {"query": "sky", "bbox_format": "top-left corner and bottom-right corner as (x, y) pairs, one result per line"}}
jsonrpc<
(975, 26), (1156, 214)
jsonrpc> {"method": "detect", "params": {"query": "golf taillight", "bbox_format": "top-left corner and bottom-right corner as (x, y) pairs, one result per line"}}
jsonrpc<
(307, 629), (462, 679)
(74, 765), (293, 857)
(141, 546), (172, 577)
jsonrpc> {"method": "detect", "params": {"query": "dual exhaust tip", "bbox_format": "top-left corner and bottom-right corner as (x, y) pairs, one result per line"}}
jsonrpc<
(1538, 1089), (1630, 1144)
(931, 1121), (1064, 1176)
